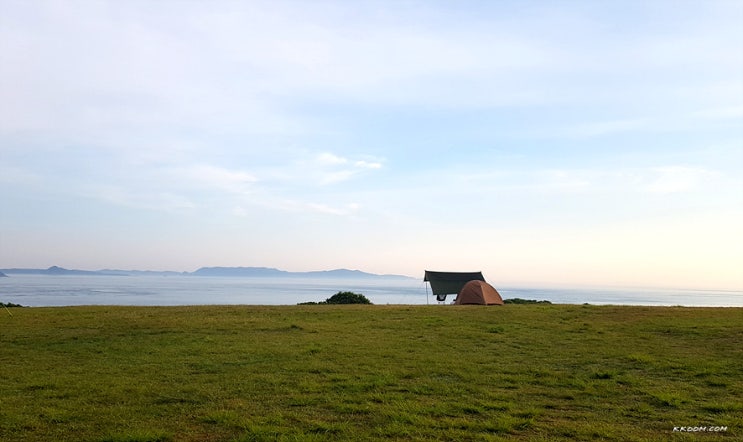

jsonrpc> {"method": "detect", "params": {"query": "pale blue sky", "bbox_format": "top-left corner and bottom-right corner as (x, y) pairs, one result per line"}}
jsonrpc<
(1, 0), (742, 289)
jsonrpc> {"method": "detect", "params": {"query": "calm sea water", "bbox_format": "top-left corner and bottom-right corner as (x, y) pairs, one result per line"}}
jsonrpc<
(1, 275), (742, 307)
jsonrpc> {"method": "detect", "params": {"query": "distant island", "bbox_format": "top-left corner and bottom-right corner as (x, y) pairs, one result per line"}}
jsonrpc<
(0, 266), (414, 280)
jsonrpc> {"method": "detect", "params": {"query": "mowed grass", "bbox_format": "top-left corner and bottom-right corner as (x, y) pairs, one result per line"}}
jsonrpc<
(1, 304), (741, 441)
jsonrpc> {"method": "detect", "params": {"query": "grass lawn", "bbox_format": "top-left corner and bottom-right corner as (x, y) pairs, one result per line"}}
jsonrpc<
(1, 304), (741, 441)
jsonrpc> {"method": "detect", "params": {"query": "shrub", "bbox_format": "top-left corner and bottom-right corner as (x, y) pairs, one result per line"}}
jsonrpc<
(324, 291), (372, 305)
(503, 298), (551, 305)
(297, 291), (373, 305)
(1, 302), (24, 308)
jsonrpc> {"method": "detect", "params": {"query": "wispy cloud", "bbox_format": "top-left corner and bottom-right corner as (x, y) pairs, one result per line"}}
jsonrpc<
(306, 202), (361, 216)
(314, 152), (348, 166)
(643, 166), (720, 195)
(692, 105), (743, 121)
(302, 152), (384, 186)
(355, 160), (383, 169)
(246, 198), (361, 217)
(0, 165), (42, 186)
(555, 118), (650, 138)
(169, 165), (258, 195)
(93, 186), (197, 211)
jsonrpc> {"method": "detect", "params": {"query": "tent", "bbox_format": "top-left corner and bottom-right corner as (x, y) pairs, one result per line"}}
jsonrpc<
(424, 270), (485, 302)
(455, 280), (504, 305)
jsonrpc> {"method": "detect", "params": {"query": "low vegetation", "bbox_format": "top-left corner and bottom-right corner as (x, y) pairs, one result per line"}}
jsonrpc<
(298, 291), (372, 305)
(503, 298), (551, 304)
(1, 304), (741, 441)
(1, 302), (25, 308)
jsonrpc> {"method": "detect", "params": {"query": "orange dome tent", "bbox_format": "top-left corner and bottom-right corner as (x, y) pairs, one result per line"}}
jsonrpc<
(455, 280), (504, 305)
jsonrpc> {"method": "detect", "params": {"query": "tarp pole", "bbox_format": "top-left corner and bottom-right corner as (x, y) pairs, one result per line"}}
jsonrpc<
(425, 281), (429, 305)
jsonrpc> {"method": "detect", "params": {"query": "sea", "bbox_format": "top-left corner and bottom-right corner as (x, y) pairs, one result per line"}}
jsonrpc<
(1, 274), (742, 307)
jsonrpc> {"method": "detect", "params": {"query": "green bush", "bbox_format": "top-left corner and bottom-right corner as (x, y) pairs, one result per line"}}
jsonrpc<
(503, 298), (551, 304)
(298, 291), (372, 305)
(1, 302), (24, 308)
(324, 291), (372, 305)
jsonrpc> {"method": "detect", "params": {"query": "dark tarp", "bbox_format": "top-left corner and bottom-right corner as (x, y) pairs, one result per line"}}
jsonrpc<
(424, 270), (485, 300)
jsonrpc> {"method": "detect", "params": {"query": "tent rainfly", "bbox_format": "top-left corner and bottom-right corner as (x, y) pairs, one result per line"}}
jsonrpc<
(455, 280), (504, 305)
(423, 270), (485, 302)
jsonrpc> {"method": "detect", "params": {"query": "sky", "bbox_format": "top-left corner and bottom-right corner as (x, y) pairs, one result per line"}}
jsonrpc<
(1, 0), (742, 290)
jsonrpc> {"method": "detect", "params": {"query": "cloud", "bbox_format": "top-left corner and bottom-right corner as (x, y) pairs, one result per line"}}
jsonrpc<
(188, 2), (558, 107)
(251, 198), (361, 217)
(302, 152), (384, 185)
(555, 118), (650, 138)
(518, 166), (724, 196)
(93, 186), (197, 211)
(71, 162), (257, 212)
(2, 0), (740, 147)
(531, 102), (743, 140)
(315, 152), (348, 166)
(0, 165), (42, 186)
(644, 166), (719, 194)
(306, 202), (361, 216)
(319, 170), (356, 185)
(355, 160), (383, 169)
(171, 164), (258, 194)
(692, 105), (743, 121)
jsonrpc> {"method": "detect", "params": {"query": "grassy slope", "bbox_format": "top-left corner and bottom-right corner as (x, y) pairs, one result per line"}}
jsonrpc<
(0, 304), (741, 441)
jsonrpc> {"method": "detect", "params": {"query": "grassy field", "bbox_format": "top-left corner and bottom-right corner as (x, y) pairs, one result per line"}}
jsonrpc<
(1, 304), (741, 441)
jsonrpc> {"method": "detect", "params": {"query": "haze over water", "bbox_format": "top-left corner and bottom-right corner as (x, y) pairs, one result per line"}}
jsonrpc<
(2, 275), (741, 308)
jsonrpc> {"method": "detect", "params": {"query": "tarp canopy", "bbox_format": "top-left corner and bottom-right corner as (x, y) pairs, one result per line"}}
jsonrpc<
(424, 271), (485, 298)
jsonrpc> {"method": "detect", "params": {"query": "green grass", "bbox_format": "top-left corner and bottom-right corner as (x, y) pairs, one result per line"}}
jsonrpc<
(1, 304), (741, 441)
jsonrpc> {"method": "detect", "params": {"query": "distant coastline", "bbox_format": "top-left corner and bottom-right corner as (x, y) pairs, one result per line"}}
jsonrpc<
(0, 265), (414, 280)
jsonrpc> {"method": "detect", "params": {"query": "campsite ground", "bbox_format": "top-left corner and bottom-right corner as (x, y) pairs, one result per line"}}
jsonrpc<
(1, 304), (741, 441)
